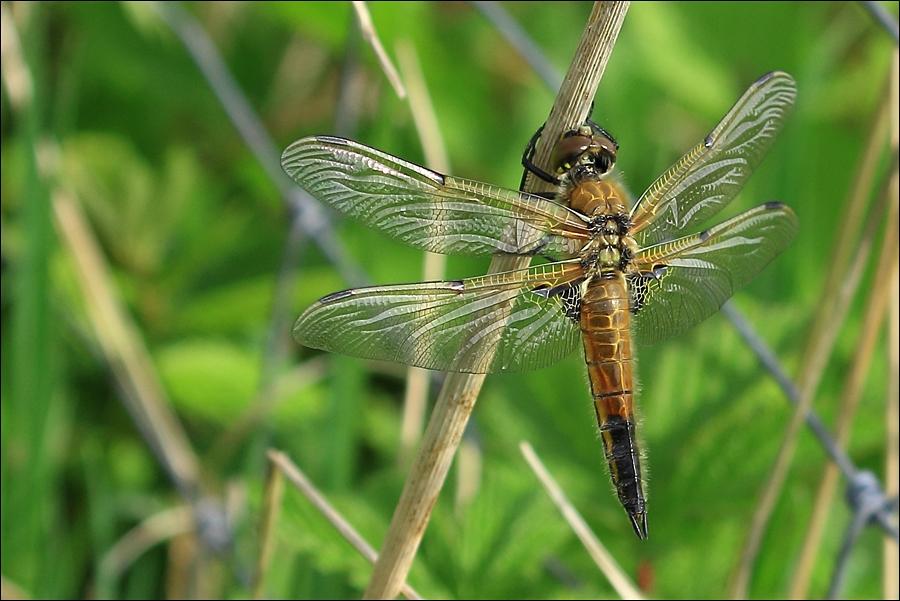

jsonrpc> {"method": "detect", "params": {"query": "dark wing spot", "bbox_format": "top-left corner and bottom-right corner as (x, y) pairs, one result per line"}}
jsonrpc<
(420, 169), (445, 186)
(757, 71), (776, 85)
(316, 135), (351, 146)
(320, 289), (356, 303)
(531, 284), (551, 299)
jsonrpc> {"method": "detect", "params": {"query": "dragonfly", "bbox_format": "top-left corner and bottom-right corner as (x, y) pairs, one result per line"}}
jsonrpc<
(281, 71), (798, 539)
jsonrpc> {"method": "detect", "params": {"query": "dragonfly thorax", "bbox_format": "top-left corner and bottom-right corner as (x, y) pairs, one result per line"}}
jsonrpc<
(579, 215), (638, 273)
(564, 178), (629, 217)
(558, 174), (633, 271)
(598, 246), (620, 268)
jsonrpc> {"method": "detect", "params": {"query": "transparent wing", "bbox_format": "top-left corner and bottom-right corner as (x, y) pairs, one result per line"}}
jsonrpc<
(630, 71), (796, 247)
(293, 261), (585, 373)
(281, 136), (590, 260)
(630, 202), (798, 346)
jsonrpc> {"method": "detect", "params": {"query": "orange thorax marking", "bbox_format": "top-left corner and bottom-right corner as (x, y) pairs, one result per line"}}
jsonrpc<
(568, 179), (628, 216)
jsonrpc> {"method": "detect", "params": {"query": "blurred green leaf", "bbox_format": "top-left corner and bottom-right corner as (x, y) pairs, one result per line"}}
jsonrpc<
(157, 339), (259, 424)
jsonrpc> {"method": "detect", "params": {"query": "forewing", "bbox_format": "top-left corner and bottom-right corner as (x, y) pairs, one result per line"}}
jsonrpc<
(630, 71), (796, 246)
(293, 261), (585, 373)
(630, 203), (798, 346)
(281, 136), (590, 260)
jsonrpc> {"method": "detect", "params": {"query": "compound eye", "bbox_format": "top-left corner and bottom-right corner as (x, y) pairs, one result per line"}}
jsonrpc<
(550, 134), (592, 174)
(592, 135), (617, 174)
(595, 135), (618, 155)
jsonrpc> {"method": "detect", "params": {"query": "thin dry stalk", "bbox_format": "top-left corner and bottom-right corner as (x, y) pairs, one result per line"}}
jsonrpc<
(98, 506), (194, 582)
(363, 3), (630, 599)
(54, 185), (220, 595)
(0, 576), (30, 601)
(396, 40), (450, 173)
(52, 188), (202, 499)
(252, 459), (285, 599)
(351, 1), (407, 99)
(520, 442), (644, 600)
(267, 451), (422, 600)
(886, 231), (899, 601)
(882, 251), (900, 599)
(395, 38), (450, 465)
(454, 435), (483, 511)
(788, 74), (897, 600)
(883, 49), (899, 599)
(0, 1), (33, 108)
(398, 365), (432, 468)
(730, 79), (895, 601)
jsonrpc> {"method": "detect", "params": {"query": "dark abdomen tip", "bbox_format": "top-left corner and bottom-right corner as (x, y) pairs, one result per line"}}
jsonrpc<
(629, 511), (649, 540)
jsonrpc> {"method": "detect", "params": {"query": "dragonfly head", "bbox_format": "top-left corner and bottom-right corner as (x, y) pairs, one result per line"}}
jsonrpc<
(551, 122), (618, 181)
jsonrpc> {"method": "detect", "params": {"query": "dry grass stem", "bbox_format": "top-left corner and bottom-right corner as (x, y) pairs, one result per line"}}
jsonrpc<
(398, 366), (432, 468)
(454, 436), (483, 511)
(362, 3), (630, 598)
(267, 450), (422, 600)
(396, 39), (450, 173)
(883, 49), (898, 599)
(886, 228), (899, 600)
(0, 576), (30, 601)
(98, 506), (194, 582)
(0, 1), (33, 108)
(52, 188), (202, 499)
(351, 1), (407, 99)
(395, 39), (450, 464)
(520, 442), (644, 600)
(253, 460), (285, 599)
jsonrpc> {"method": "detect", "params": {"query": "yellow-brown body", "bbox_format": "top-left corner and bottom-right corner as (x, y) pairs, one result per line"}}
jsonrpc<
(581, 275), (646, 537)
(567, 176), (647, 538)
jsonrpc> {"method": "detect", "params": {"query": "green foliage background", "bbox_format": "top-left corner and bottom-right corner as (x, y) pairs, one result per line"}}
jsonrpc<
(1, 2), (896, 599)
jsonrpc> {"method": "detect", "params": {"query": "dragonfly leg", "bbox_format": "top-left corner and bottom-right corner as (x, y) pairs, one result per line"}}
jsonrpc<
(520, 123), (561, 189)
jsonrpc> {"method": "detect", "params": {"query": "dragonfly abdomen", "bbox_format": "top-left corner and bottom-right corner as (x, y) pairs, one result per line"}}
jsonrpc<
(580, 275), (648, 539)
